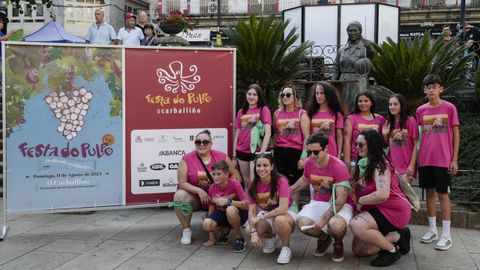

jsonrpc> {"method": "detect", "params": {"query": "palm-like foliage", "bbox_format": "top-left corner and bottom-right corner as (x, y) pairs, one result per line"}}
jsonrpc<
(372, 33), (473, 108)
(225, 14), (312, 106)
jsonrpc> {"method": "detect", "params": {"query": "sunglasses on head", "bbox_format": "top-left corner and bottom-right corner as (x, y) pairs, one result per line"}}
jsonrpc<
(255, 151), (272, 158)
(194, 140), (211, 146)
(355, 142), (365, 148)
(280, 93), (293, 98)
(307, 149), (322, 156)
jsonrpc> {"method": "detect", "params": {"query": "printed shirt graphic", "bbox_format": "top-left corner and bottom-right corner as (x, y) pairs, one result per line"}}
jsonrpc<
(387, 117), (418, 174)
(182, 149), (227, 189)
(208, 178), (247, 211)
(354, 163), (411, 228)
(234, 107), (272, 153)
(248, 176), (293, 211)
(303, 155), (354, 207)
(416, 101), (459, 168)
(310, 110), (344, 157)
(275, 109), (306, 150)
(348, 114), (386, 160)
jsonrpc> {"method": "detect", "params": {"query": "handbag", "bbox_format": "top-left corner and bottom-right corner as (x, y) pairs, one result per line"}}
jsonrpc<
(196, 153), (214, 191)
(386, 158), (421, 212)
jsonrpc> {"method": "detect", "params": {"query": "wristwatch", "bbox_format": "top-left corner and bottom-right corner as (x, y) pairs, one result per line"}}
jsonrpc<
(227, 198), (232, 207)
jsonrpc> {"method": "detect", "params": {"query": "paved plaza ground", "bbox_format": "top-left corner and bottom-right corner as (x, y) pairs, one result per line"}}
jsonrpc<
(0, 199), (479, 270)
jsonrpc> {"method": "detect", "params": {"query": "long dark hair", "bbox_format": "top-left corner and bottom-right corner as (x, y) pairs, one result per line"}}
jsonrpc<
(352, 91), (377, 117)
(387, 94), (410, 133)
(354, 129), (387, 184)
(307, 81), (343, 122)
(241, 84), (267, 114)
(249, 153), (279, 201)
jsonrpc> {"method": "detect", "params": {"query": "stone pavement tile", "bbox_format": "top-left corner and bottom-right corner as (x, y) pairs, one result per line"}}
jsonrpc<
(54, 240), (149, 270)
(91, 209), (157, 227)
(62, 223), (133, 242)
(5, 220), (49, 237)
(471, 253), (480, 270)
(357, 252), (417, 270)
(38, 239), (102, 254)
(0, 250), (78, 270)
(239, 231), (310, 269)
(457, 228), (480, 254)
(111, 211), (178, 242)
(27, 212), (112, 236)
(0, 235), (59, 265)
(114, 256), (182, 270)
(416, 264), (478, 270)
(176, 243), (251, 270)
(410, 225), (477, 269)
(7, 213), (66, 223)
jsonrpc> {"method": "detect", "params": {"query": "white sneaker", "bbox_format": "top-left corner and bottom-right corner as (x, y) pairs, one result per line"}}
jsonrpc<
(277, 246), (292, 264)
(435, 234), (453, 251)
(263, 234), (278, 254)
(181, 228), (192, 245)
(420, 230), (438, 244)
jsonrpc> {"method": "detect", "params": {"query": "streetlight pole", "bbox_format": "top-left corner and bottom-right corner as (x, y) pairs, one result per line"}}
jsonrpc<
(216, 0), (222, 46)
(460, 0), (466, 40)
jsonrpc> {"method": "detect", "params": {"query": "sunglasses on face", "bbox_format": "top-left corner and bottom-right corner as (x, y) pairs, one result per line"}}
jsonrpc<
(280, 93), (293, 98)
(194, 140), (211, 146)
(307, 149), (322, 156)
(355, 142), (365, 148)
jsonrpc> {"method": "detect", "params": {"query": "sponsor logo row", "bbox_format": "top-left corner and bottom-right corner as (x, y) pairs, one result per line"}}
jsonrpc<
(139, 178), (176, 188)
(134, 134), (224, 143)
(137, 163), (178, 173)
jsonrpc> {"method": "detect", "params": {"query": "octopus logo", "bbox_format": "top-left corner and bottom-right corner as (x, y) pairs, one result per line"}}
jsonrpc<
(156, 61), (201, 94)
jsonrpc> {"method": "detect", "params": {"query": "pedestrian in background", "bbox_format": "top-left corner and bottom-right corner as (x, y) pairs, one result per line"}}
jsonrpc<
(117, 12), (144, 46)
(86, 9), (117, 45)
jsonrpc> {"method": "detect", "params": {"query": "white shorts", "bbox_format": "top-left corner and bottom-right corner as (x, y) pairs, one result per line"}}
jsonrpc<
(298, 200), (353, 225)
(246, 208), (298, 233)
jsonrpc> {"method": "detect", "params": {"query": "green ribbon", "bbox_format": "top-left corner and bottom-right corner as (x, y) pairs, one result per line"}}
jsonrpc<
(329, 181), (352, 216)
(300, 150), (308, 160)
(289, 202), (299, 214)
(358, 157), (368, 178)
(417, 126), (423, 151)
(250, 120), (265, 153)
(168, 201), (193, 217)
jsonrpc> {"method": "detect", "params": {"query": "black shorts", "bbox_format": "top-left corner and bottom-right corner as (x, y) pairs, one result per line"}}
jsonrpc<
(274, 147), (303, 185)
(206, 208), (248, 227)
(367, 208), (399, 236)
(236, 151), (255, 162)
(418, 166), (451, 194)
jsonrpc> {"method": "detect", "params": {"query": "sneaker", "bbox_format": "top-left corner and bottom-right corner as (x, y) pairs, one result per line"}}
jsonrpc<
(218, 229), (230, 245)
(435, 234), (453, 251)
(397, 227), (411, 255)
(420, 230), (439, 244)
(233, 238), (246, 253)
(313, 236), (332, 257)
(181, 228), (192, 245)
(277, 246), (292, 264)
(332, 242), (344, 262)
(370, 247), (401, 267)
(263, 234), (279, 254)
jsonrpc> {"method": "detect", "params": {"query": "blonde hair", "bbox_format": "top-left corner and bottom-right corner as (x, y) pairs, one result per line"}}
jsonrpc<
(277, 83), (302, 111)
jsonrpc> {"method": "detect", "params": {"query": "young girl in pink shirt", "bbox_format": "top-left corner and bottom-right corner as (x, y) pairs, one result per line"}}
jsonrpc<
(233, 84), (272, 190)
(344, 91), (386, 175)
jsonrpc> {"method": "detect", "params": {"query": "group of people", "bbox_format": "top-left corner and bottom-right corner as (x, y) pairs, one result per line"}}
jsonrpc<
(86, 9), (159, 46)
(170, 73), (460, 267)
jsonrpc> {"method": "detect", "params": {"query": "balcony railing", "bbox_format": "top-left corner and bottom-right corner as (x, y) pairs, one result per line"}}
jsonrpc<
(156, 0), (480, 17)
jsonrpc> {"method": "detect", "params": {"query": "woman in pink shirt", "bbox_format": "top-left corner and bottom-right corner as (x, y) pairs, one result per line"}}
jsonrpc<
(306, 81), (345, 159)
(344, 91), (385, 174)
(350, 130), (411, 267)
(173, 129), (236, 245)
(273, 84), (309, 202)
(245, 153), (298, 264)
(382, 94), (418, 181)
(233, 84), (272, 190)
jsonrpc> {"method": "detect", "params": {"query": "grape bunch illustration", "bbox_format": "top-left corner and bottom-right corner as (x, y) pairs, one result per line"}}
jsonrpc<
(44, 87), (93, 140)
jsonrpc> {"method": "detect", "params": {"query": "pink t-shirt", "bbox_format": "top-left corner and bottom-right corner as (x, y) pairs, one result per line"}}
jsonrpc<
(234, 106), (272, 154)
(248, 176), (294, 211)
(347, 113), (386, 160)
(354, 164), (411, 229)
(387, 116), (418, 174)
(208, 178), (247, 211)
(181, 149), (227, 189)
(310, 110), (344, 157)
(416, 101), (459, 168)
(274, 109), (307, 150)
(303, 155), (354, 207)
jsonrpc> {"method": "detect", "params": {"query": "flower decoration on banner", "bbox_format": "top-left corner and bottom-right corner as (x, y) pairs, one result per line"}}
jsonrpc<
(156, 61), (201, 94)
(161, 9), (193, 33)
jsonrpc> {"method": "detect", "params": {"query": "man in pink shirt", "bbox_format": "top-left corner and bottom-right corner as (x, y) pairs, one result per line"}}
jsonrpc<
(291, 133), (353, 262)
(416, 74), (460, 251)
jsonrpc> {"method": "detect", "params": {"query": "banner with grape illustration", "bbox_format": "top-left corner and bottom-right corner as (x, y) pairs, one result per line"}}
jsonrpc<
(4, 44), (123, 212)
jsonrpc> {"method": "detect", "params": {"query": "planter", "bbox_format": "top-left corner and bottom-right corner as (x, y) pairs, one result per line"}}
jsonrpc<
(159, 23), (183, 35)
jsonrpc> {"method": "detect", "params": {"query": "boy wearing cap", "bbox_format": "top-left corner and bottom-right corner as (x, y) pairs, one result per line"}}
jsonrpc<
(118, 13), (144, 46)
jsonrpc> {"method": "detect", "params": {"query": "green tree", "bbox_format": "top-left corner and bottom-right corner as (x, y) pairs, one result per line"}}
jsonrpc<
(225, 14), (312, 107)
(371, 33), (473, 108)
(8, 0), (54, 14)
